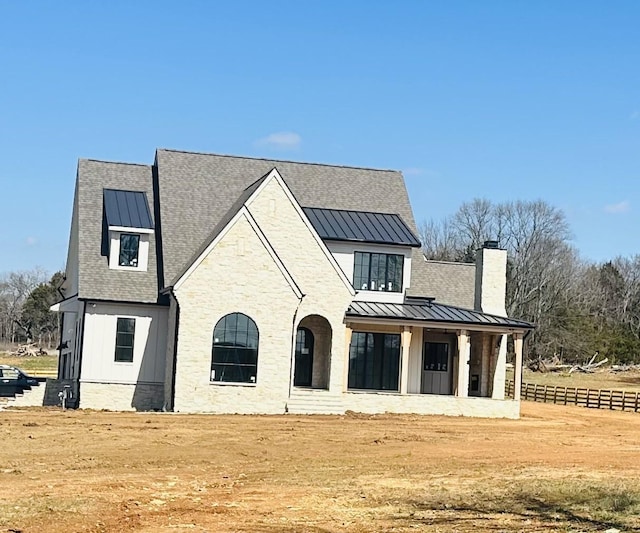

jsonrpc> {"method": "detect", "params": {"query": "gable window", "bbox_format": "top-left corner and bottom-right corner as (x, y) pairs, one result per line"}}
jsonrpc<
(115, 318), (135, 362)
(119, 234), (140, 267)
(353, 252), (404, 292)
(348, 332), (400, 391)
(211, 313), (259, 384)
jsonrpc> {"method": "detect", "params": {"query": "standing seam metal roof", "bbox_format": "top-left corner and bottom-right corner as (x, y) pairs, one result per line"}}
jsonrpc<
(103, 189), (154, 229)
(346, 300), (534, 329)
(303, 207), (421, 247)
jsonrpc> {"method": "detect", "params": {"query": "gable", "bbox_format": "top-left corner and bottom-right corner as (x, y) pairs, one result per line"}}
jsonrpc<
(155, 149), (416, 289)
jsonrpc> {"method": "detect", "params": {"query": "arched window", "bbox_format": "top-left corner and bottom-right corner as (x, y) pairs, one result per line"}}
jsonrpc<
(211, 313), (259, 383)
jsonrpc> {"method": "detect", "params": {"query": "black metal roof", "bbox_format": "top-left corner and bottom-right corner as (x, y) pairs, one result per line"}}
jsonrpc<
(103, 189), (154, 229)
(346, 300), (534, 330)
(303, 207), (421, 247)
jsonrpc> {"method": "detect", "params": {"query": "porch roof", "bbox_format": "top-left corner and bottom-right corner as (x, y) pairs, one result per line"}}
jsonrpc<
(346, 300), (534, 331)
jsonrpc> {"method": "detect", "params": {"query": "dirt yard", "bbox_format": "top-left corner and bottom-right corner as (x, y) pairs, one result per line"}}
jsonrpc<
(1, 403), (639, 532)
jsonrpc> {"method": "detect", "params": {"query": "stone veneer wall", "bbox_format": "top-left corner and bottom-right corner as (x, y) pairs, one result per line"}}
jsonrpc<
(343, 393), (521, 419)
(80, 382), (164, 411)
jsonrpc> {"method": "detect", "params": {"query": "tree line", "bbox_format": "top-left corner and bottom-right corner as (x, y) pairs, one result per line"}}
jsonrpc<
(0, 269), (62, 349)
(421, 198), (640, 364)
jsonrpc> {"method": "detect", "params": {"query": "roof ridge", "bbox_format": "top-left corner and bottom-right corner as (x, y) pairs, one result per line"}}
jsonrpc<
(81, 158), (151, 168)
(423, 257), (475, 267)
(156, 148), (400, 173)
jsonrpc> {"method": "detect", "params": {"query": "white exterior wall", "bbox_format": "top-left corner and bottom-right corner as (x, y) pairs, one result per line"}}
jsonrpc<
(171, 176), (354, 413)
(326, 241), (412, 304)
(173, 215), (300, 413)
(342, 392), (520, 419)
(247, 180), (354, 395)
(80, 302), (168, 410)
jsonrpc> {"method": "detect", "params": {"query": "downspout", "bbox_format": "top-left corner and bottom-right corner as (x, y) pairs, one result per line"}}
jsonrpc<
(169, 290), (180, 412)
(287, 294), (306, 406)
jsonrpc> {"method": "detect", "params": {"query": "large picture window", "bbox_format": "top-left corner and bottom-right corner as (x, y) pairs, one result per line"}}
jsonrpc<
(348, 332), (400, 391)
(353, 252), (404, 292)
(211, 313), (259, 383)
(115, 317), (135, 362)
(119, 234), (140, 267)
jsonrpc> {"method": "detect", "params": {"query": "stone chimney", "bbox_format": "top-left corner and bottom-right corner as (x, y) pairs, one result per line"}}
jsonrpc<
(474, 240), (507, 317)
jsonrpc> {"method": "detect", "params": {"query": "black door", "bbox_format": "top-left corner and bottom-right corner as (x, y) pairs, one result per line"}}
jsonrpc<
(294, 327), (314, 387)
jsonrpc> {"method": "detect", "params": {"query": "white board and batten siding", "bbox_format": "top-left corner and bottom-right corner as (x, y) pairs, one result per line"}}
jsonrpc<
(81, 302), (168, 385)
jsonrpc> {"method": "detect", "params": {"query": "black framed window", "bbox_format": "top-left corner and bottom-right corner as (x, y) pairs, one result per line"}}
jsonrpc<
(348, 332), (400, 391)
(211, 313), (259, 383)
(119, 234), (140, 267)
(353, 252), (403, 292)
(115, 317), (135, 362)
(424, 342), (449, 372)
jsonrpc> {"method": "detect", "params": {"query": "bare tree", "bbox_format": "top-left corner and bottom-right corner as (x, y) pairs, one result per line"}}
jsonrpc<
(0, 268), (48, 343)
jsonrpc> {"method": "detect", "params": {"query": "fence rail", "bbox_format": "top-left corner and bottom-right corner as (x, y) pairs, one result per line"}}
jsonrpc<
(506, 380), (640, 412)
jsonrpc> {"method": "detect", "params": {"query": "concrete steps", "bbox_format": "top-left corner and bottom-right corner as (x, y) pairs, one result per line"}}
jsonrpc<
(0, 383), (46, 409)
(286, 389), (345, 415)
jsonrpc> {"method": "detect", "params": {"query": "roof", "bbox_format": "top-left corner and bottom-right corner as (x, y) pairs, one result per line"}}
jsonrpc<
(303, 207), (421, 247)
(155, 149), (417, 287)
(76, 160), (160, 303)
(346, 300), (534, 330)
(103, 189), (154, 229)
(407, 257), (476, 308)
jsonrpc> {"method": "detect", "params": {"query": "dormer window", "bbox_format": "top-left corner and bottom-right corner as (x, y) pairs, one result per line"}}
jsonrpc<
(103, 189), (154, 272)
(119, 234), (140, 267)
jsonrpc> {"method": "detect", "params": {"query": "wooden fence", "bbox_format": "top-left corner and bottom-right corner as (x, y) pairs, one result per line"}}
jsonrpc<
(506, 380), (640, 412)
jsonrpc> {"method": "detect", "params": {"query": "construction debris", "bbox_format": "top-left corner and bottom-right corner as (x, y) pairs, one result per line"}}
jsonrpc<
(528, 352), (608, 373)
(8, 343), (48, 357)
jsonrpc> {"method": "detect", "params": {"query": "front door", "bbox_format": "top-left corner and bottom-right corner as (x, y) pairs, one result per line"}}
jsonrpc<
(421, 341), (452, 395)
(294, 327), (314, 387)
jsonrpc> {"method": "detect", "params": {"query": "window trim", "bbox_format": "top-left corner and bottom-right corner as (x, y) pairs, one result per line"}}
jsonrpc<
(211, 313), (259, 385)
(353, 251), (404, 293)
(114, 317), (136, 363)
(118, 233), (140, 267)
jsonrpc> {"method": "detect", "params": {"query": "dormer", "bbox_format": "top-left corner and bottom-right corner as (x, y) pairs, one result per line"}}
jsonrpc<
(303, 207), (421, 303)
(103, 189), (154, 272)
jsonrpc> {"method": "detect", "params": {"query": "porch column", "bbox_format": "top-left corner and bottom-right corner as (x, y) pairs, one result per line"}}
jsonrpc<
(343, 325), (353, 392)
(513, 332), (524, 401)
(491, 334), (507, 400)
(456, 330), (470, 397)
(400, 326), (412, 394)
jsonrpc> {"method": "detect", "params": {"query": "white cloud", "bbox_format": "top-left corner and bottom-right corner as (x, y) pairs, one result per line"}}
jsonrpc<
(403, 167), (424, 176)
(604, 200), (630, 214)
(25, 236), (38, 246)
(255, 131), (301, 150)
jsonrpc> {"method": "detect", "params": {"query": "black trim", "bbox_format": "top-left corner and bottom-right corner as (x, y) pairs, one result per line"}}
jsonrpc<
(151, 160), (166, 296)
(169, 292), (179, 412)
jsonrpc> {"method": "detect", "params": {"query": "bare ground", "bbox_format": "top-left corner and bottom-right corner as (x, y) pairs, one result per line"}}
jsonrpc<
(1, 403), (639, 532)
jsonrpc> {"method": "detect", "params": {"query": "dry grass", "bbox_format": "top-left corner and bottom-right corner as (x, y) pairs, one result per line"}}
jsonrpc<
(0, 353), (58, 375)
(1, 402), (639, 532)
(513, 367), (640, 392)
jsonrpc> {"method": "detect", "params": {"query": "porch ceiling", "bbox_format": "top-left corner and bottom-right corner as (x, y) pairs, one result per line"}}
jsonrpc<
(345, 300), (534, 332)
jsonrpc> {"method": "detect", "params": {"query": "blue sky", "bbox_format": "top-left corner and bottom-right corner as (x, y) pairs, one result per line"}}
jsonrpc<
(1, 1), (639, 275)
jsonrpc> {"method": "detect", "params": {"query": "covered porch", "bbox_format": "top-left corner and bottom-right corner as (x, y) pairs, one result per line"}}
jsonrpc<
(341, 299), (533, 418)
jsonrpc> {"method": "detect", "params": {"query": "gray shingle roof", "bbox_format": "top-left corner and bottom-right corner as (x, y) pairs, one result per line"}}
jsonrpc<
(103, 189), (154, 229)
(303, 207), (421, 247)
(155, 149), (418, 288)
(347, 300), (533, 330)
(76, 160), (160, 303)
(407, 257), (476, 308)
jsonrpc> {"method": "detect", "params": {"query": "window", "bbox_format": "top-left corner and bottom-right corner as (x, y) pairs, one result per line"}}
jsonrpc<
(211, 313), (259, 383)
(348, 332), (400, 391)
(424, 342), (449, 372)
(119, 234), (140, 267)
(115, 318), (135, 362)
(353, 252), (404, 292)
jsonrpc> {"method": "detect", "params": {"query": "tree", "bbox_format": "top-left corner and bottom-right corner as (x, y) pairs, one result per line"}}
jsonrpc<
(19, 271), (64, 347)
(0, 268), (48, 344)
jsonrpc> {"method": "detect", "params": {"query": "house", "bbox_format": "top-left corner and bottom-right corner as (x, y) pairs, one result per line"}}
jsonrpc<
(52, 149), (533, 417)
